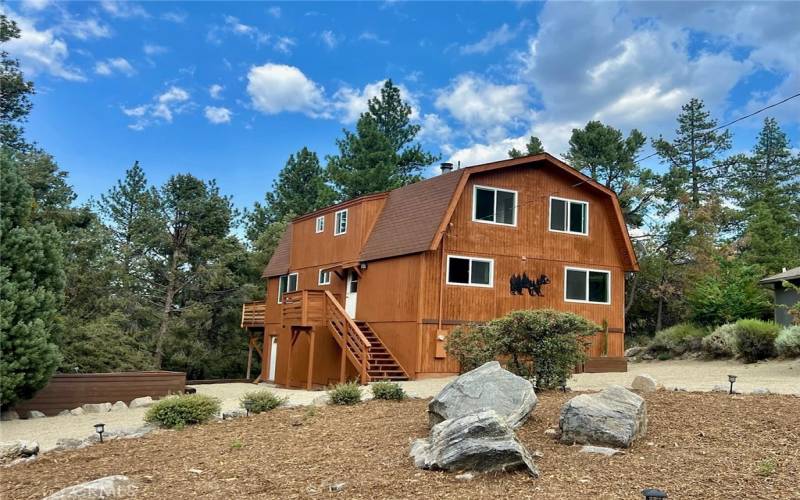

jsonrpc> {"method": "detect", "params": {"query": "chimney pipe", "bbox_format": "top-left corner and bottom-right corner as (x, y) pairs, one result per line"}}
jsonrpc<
(440, 162), (453, 174)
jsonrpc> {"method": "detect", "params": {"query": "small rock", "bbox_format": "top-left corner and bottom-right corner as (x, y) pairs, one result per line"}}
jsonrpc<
(631, 374), (658, 393)
(27, 410), (46, 419)
(329, 482), (347, 492)
(544, 428), (558, 437)
(579, 445), (622, 456)
(69, 407), (85, 416)
(671, 387), (688, 392)
(54, 438), (86, 451)
(290, 416), (303, 427)
(4, 455), (37, 467)
(44, 475), (134, 499)
(82, 402), (112, 413)
(0, 440), (39, 464)
(188, 468), (203, 475)
(0, 410), (19, 421)
(455, 472), (475, 481)
(223, 409), (247, 420)
(640, 353), (655, 361)
(57, 410), (71, 417)
(110, 401), (128, 411)
(711, 385), (728, 393)
(129, 396), (154, 409)
(531, 450), (544, 458)
(624, 346), (645, 358)
(751, 387), (770, 395)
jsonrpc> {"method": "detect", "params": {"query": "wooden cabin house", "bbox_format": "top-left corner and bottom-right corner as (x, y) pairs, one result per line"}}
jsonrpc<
(241, 153), (639, 389)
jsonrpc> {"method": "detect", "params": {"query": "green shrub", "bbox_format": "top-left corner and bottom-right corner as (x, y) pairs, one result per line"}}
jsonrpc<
(657, 352), (672, 361)
(702, 323), (738, 358)
(775, 325), (800, 358)
(649, 323), (708, 355)
(328, 381), (362, 405)
(240, 390), (287, 414)
(446, 323), (500, 372)
(370, 381), (405, 400)
(144, 394), (221, 428)
(735, 319), (779, 363)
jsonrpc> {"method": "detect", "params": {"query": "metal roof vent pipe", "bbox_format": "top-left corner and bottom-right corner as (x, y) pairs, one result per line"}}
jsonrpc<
(440, 162), (453, 174)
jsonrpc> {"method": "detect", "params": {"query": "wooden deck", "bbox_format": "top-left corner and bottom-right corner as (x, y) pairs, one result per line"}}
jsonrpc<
(241, 301), (266, 328)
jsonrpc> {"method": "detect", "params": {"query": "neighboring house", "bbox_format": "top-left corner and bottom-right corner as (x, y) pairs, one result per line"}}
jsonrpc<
(241, 153), (639, 389)
(759, 266), (800, 327)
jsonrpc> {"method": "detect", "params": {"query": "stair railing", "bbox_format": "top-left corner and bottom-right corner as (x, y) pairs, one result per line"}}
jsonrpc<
(323, 291), (371, 383)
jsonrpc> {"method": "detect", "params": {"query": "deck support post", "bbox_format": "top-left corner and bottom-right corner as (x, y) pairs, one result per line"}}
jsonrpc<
(246, 332), (254, 380)
(339, 346), (346, 383)
(306, 328), (316, 390)
(286, 329), (296, 388)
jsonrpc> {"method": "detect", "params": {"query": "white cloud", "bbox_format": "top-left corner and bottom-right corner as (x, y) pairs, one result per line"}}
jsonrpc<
(122, 105), (148, 117)
(435, 74), (530, 140)
(209, 84), (224, 99)
(247, 63), (328, 117)
(209, 15), (270, 46)
(161, 11), (187, 23)
(358, 32), (389, 45)
(99, 1), (148, 19)
(267, 6), (281, 18)
(417, 113), (453, 144)
(274, 36), (295, 54)
(332, 79), (419, 124)
(143, 43), (167, 56)
(58, 15), (111, 40)
(122, 86), (191, 130)
(20, 0), (50, 11)
(320, 30), (340, 49)
(3, 12), (85, 81)
(460, 23), (519, 55)
(204, 106), (232, 124)
(94, 57), (136, 77)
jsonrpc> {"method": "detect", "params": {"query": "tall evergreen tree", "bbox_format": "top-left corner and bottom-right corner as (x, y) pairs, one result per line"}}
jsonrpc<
(327, 80), (437, 199)
(0, 153), (63, 406)
(508, 136), (544, 158)
(564, 121), (656, 227)
(0, 14), (35, 152)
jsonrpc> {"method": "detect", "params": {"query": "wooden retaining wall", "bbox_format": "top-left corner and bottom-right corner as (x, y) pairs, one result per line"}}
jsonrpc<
(11, 371), (186, 417)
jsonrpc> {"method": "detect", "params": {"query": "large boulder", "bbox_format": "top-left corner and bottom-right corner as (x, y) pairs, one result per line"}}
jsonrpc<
(428, 361), (537, 429)
(82, 403), (112, 414)
(129, 397), (153, 409)
(631, 374), (658, 393)
(0, 440), (39, 464)
(44, 475), (135, 499)
(559, 385), (647, 448)
(410, 410), (539, 476)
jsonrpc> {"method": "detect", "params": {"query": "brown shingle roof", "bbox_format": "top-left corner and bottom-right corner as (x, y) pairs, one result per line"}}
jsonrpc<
(359, 169), (465, 262)
(759, 266), (800, 284)
(262, 224), (292, 277)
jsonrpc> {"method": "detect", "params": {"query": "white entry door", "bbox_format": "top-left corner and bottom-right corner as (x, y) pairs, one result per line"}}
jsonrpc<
(268, 337), (278, 381)
(345, 271), (358, 318)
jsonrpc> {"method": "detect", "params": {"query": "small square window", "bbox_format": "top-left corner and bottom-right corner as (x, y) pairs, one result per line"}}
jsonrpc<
(334, 209), (348, 235)
(473, 186), (517, 226)
(550, 197), (588, 235)
(318, 269), (331, 285)
(315, 216), (325, 233)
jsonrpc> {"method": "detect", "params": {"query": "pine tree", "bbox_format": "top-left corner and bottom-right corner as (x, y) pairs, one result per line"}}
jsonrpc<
(508, 136), (544, 158)
(0, 153), (63, 406)
(328, 80), (437, 199)
(0, 14), (35, 152)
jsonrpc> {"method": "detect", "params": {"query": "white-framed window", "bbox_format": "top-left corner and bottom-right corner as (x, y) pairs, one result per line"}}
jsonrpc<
(315, 215), (325, 233)
(446, 255), (494, 288)
(549, 196), (588, 235)
(318, 269), (331, 285)
(334, 209), (348, 235)
(564, 267), (610, 304)
(277, 272), (298, 303)
(472, 185), (517, 226)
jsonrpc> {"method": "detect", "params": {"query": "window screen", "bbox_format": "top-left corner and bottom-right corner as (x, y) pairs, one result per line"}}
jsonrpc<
(471, 260), (491, 285)
(565, 269), (587, 301)
(496, 190), (516, 225)
(474, 188), (495, 222)
(550, 199), (567, 231)
(569, 202), (586, 234)
(588, 271), (608, 303)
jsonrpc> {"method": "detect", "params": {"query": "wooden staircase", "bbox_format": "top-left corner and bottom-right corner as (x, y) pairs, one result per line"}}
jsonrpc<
(354, 321), (408, 381)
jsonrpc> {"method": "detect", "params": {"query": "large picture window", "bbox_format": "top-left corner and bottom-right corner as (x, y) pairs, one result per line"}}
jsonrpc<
(473, 185), (517, 226)
(334, 209), (348, 235)
(446, 255), (494, 287)
(564, 267), (610, 304)
(549, 197), (588, 235)
(278, 273), (298, 303)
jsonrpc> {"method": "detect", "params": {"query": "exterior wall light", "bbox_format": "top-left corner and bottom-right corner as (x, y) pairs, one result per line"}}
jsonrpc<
(94, 423), (106, 443)
(642, 488), (667, 499)
(728, 374), (737, 394)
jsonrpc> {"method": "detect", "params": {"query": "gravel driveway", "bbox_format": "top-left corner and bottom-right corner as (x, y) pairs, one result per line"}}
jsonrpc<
(2, 359), (798, 451)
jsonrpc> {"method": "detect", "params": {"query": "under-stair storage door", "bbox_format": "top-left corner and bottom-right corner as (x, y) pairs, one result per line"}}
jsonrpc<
(268, 337), (278, 381)
(345, 270), (358, 318)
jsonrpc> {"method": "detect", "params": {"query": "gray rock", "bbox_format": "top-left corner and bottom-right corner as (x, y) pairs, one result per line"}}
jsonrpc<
(4, 455), (37, 467)
(0, 410), (19, 421)
(69, 407), (85, 416)
(44, 475), (135, 499)
(110, 401), (128, 411)
(82, 403), (112, 413)
(544, 428), (558, 437)
(751, 387), (770, 395)
(58, 410), (71, 417)
(579, 445), (622, 456)
(640, 352), (655, 361)
(0, 440), (39, 464)
(631, 374), (658, 393)
(410, 410), (539, 477)
(428, 361), (537, 429)
(54, 438), (87, 451)
(129, 396), (153, 409)
(223, 409), (247, 420)
(711, 385), (728, 393)
(28, 410), (47, 419)
(559, 385), (647, 448)
(624, 346), (645, 358)
(455, 472), (475, 481)
(328, 482), (347, 492)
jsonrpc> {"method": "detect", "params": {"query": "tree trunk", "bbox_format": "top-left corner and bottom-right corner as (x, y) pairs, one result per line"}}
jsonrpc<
(154, 250), (178, 368)
(655, 297), (663, 332)
(624, 271), (639, 315)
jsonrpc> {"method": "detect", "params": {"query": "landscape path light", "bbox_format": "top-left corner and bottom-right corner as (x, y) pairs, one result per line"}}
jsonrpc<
(94, 423), (105, 443)
(642, 488), (668, 499)
(728, 374), (737, 395)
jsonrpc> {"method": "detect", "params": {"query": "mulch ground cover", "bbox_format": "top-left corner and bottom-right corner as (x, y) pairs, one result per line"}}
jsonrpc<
(2, 391), (798, 499)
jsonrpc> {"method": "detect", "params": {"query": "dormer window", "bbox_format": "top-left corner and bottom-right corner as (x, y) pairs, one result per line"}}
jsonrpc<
(472, 185), (517, 226)
(549, 196), (588, 235)
(315, 215), (325, 233)
(334, 209), (348, 235)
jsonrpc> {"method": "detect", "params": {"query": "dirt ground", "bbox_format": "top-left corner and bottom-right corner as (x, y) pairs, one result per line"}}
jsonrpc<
(2, 391), (798, 499)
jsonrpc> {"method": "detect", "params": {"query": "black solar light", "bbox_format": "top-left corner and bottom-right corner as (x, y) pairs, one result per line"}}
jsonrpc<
(728, 374), (737, 394)
(94, 423), (106, 443)
(560, 376), (568, 393)
(243, 399), (254, 416)
(642, 488), (667, 499)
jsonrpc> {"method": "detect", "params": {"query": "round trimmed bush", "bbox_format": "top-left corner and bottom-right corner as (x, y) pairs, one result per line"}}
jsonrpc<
(702, 323), (738, 358)
(328, 381), (362, 405)
(370, 381), (405, 400)
(445, 322), (500, 373)
(775, 325), (800, 358)
(734, 319), (779, 363)
(240, 390), (287, 414)
(649, 323), (708, 355)
(144, 394), (221, 428)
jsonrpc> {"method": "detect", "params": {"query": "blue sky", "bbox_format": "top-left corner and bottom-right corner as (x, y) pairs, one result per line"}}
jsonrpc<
(4, 1), (799, 212)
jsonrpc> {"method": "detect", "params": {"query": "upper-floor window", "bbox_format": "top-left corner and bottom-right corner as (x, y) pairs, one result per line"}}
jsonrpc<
(550, 196), (588, 235)
(278, 272), (298, 303)
(564, 267), (609, 304)
(446, 255), (494, 288)
(318, 269), (331, 285)
(473, 185), (517, 226)
(315, 215), (325, 233)
(334, 209), (348, 235)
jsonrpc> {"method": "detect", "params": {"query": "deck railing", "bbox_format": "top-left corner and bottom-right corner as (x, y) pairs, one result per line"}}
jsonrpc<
(241, 301), (266, 328)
